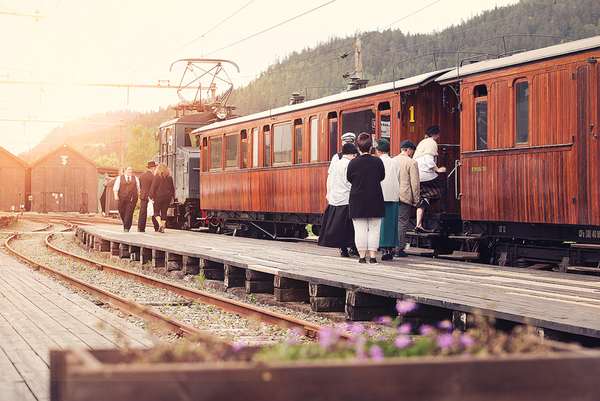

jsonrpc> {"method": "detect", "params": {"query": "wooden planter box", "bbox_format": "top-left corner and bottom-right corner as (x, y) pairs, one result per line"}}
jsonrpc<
(51, 345), (600, 401)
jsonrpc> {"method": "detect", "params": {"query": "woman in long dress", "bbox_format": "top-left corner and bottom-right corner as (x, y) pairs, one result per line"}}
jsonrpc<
(149, 162), (175, 233)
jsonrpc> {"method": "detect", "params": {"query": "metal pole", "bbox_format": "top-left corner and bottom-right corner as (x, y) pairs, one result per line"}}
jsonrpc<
(118, 120), (124, 175)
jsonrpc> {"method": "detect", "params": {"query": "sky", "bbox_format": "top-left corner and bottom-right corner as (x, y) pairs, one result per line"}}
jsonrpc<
(0, 0), (517, 155)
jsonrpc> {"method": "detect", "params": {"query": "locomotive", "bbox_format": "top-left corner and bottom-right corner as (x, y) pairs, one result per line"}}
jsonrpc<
(160, 36), (600, 271)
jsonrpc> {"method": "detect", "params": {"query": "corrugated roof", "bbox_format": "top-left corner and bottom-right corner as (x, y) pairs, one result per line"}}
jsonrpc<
(437, 35), (600, 83)
(192, 69), (451, 134)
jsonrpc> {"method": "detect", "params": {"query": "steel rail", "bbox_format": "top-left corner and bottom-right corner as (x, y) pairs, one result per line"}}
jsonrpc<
(4, 234), (228, 346)
(43, 233), (349, 339)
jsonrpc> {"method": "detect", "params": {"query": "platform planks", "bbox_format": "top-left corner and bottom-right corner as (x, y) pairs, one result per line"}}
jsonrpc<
(83, 225), (600, 340)
(0, 251), (158, 401)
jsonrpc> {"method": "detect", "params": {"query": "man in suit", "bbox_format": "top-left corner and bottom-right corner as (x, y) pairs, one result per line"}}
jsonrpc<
(393, 140), (420, 257)
(113, 165), (140, 232)
(138, 161), (159, 232)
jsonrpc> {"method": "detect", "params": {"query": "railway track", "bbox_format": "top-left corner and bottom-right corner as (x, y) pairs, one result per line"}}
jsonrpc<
(4, 220), (353, 350)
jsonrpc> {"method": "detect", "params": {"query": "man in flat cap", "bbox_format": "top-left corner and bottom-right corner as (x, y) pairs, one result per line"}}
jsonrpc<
(393, 140), (420, 257)
(138, 160), (159, 232)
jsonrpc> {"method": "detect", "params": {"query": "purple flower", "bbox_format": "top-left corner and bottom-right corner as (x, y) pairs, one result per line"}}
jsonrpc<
(354, 336), (367, 359)
(369, 345), (384, 361)
(232, 340), (245, 351)
(375, 316), (393, 325)
(419, 324), (434, 336)
(318, 327), (339, 349)
(437, 320), (453, 331)
(437, 333), (454, 349)
(397, 323), (412, 335)
(394, 335), (411, 349)
(396, 299), (418, 314)
(349, 322), (365, 335)
(460, 334), (475, 348)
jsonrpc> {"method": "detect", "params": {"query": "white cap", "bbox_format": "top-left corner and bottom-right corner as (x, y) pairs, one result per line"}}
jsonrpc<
(341, 132), (356, 142)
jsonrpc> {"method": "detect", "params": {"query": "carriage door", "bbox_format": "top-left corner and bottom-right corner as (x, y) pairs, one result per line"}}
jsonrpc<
(577, 64), (592, 224)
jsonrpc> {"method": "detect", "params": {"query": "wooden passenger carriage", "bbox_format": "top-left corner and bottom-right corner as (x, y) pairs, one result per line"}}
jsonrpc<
(437, 36), (600, 267)
(192, 71), (460, 238)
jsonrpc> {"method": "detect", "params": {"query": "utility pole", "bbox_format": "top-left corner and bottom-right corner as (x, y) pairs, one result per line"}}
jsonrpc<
(118, 120), (124, 175)
(355, 37), (363, 78)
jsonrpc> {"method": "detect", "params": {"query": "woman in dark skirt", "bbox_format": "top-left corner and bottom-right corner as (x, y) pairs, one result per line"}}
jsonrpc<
(149, 162), (175, 233)
(318, 143), (358, 256)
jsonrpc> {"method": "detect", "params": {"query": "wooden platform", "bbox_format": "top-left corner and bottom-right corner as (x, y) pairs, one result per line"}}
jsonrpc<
(80, 226), (600, 341)
(0, 252), (157, 401)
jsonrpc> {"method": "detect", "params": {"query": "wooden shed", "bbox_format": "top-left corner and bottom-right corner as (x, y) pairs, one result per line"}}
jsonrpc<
(0, 147), (28, 212)
(30, 144), (100, 213)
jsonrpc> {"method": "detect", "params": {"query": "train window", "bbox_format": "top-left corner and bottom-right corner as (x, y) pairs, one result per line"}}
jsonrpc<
(341, 109), (376, 139)
(380, 114), (391, 139)
(273, 123), (293, 165)
(210, 137), (223, 170)
(184, 128), (193, 147)
(264, 126), (271, 166)
(328, 112), (338, 160)
(515, 81), (529, 144)
(225, 133), (239, 169)
(476, 101), (488, 150)
(202, 137), (208, 172)
(241, 130), (247, 169)
(378, 101), (391, 111)
(310, 118), (318, 162)
(474, 85), (488, 97)
(252, 128), (259, 167)
(161, 129), (168, 155)
(294, 119), (303, 164)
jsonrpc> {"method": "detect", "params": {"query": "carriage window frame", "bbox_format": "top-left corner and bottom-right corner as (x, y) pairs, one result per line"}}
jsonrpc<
(224, 133), (240, 170)
(273, 123), (294, 165)
(294, 119), (303, 164)
(475, 100), (488, 150)
(515, 79), (530, 145)
(201, 137), (208, 172)
(310, 117), (318, 162)
(263, 125), (271, 167)
(252, 128), (259, 168)
(327, 112), (338, 160)
(209, 136), (223, 171)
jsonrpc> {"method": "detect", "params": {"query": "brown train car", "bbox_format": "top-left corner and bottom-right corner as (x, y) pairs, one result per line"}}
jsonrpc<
(437, 35), (600, 267)
(0, 147), (28, 212)
(192, 70), (460, 238)
(30, 144), (101, 213)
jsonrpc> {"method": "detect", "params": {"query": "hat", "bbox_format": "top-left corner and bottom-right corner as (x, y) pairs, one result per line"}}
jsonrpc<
(425, 125), (441, 137)
(375, 138), (390, 153)
(340, 132), (356, 142)
(147, 161), (157, 168)
(400, 140), (416, 150)
(342, 143), (357, 155)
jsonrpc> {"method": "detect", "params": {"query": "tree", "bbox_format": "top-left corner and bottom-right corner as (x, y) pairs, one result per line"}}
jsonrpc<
(94, 152), (119, 168)
(125, 125), (159, 170)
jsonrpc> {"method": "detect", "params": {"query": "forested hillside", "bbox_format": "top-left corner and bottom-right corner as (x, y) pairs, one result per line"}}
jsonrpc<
(23, 0), (600, 165)
(229, 0), (600, 114)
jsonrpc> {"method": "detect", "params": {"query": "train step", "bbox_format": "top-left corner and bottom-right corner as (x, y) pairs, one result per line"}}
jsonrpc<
(438, 251), (480, 261)
(566, 266), (600, 275)
(405, 247), (436, 256)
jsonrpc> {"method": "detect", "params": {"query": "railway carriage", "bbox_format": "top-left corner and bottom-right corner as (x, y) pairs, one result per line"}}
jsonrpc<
(192, 71), (461, 239)
(437, 35), (600, 268)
